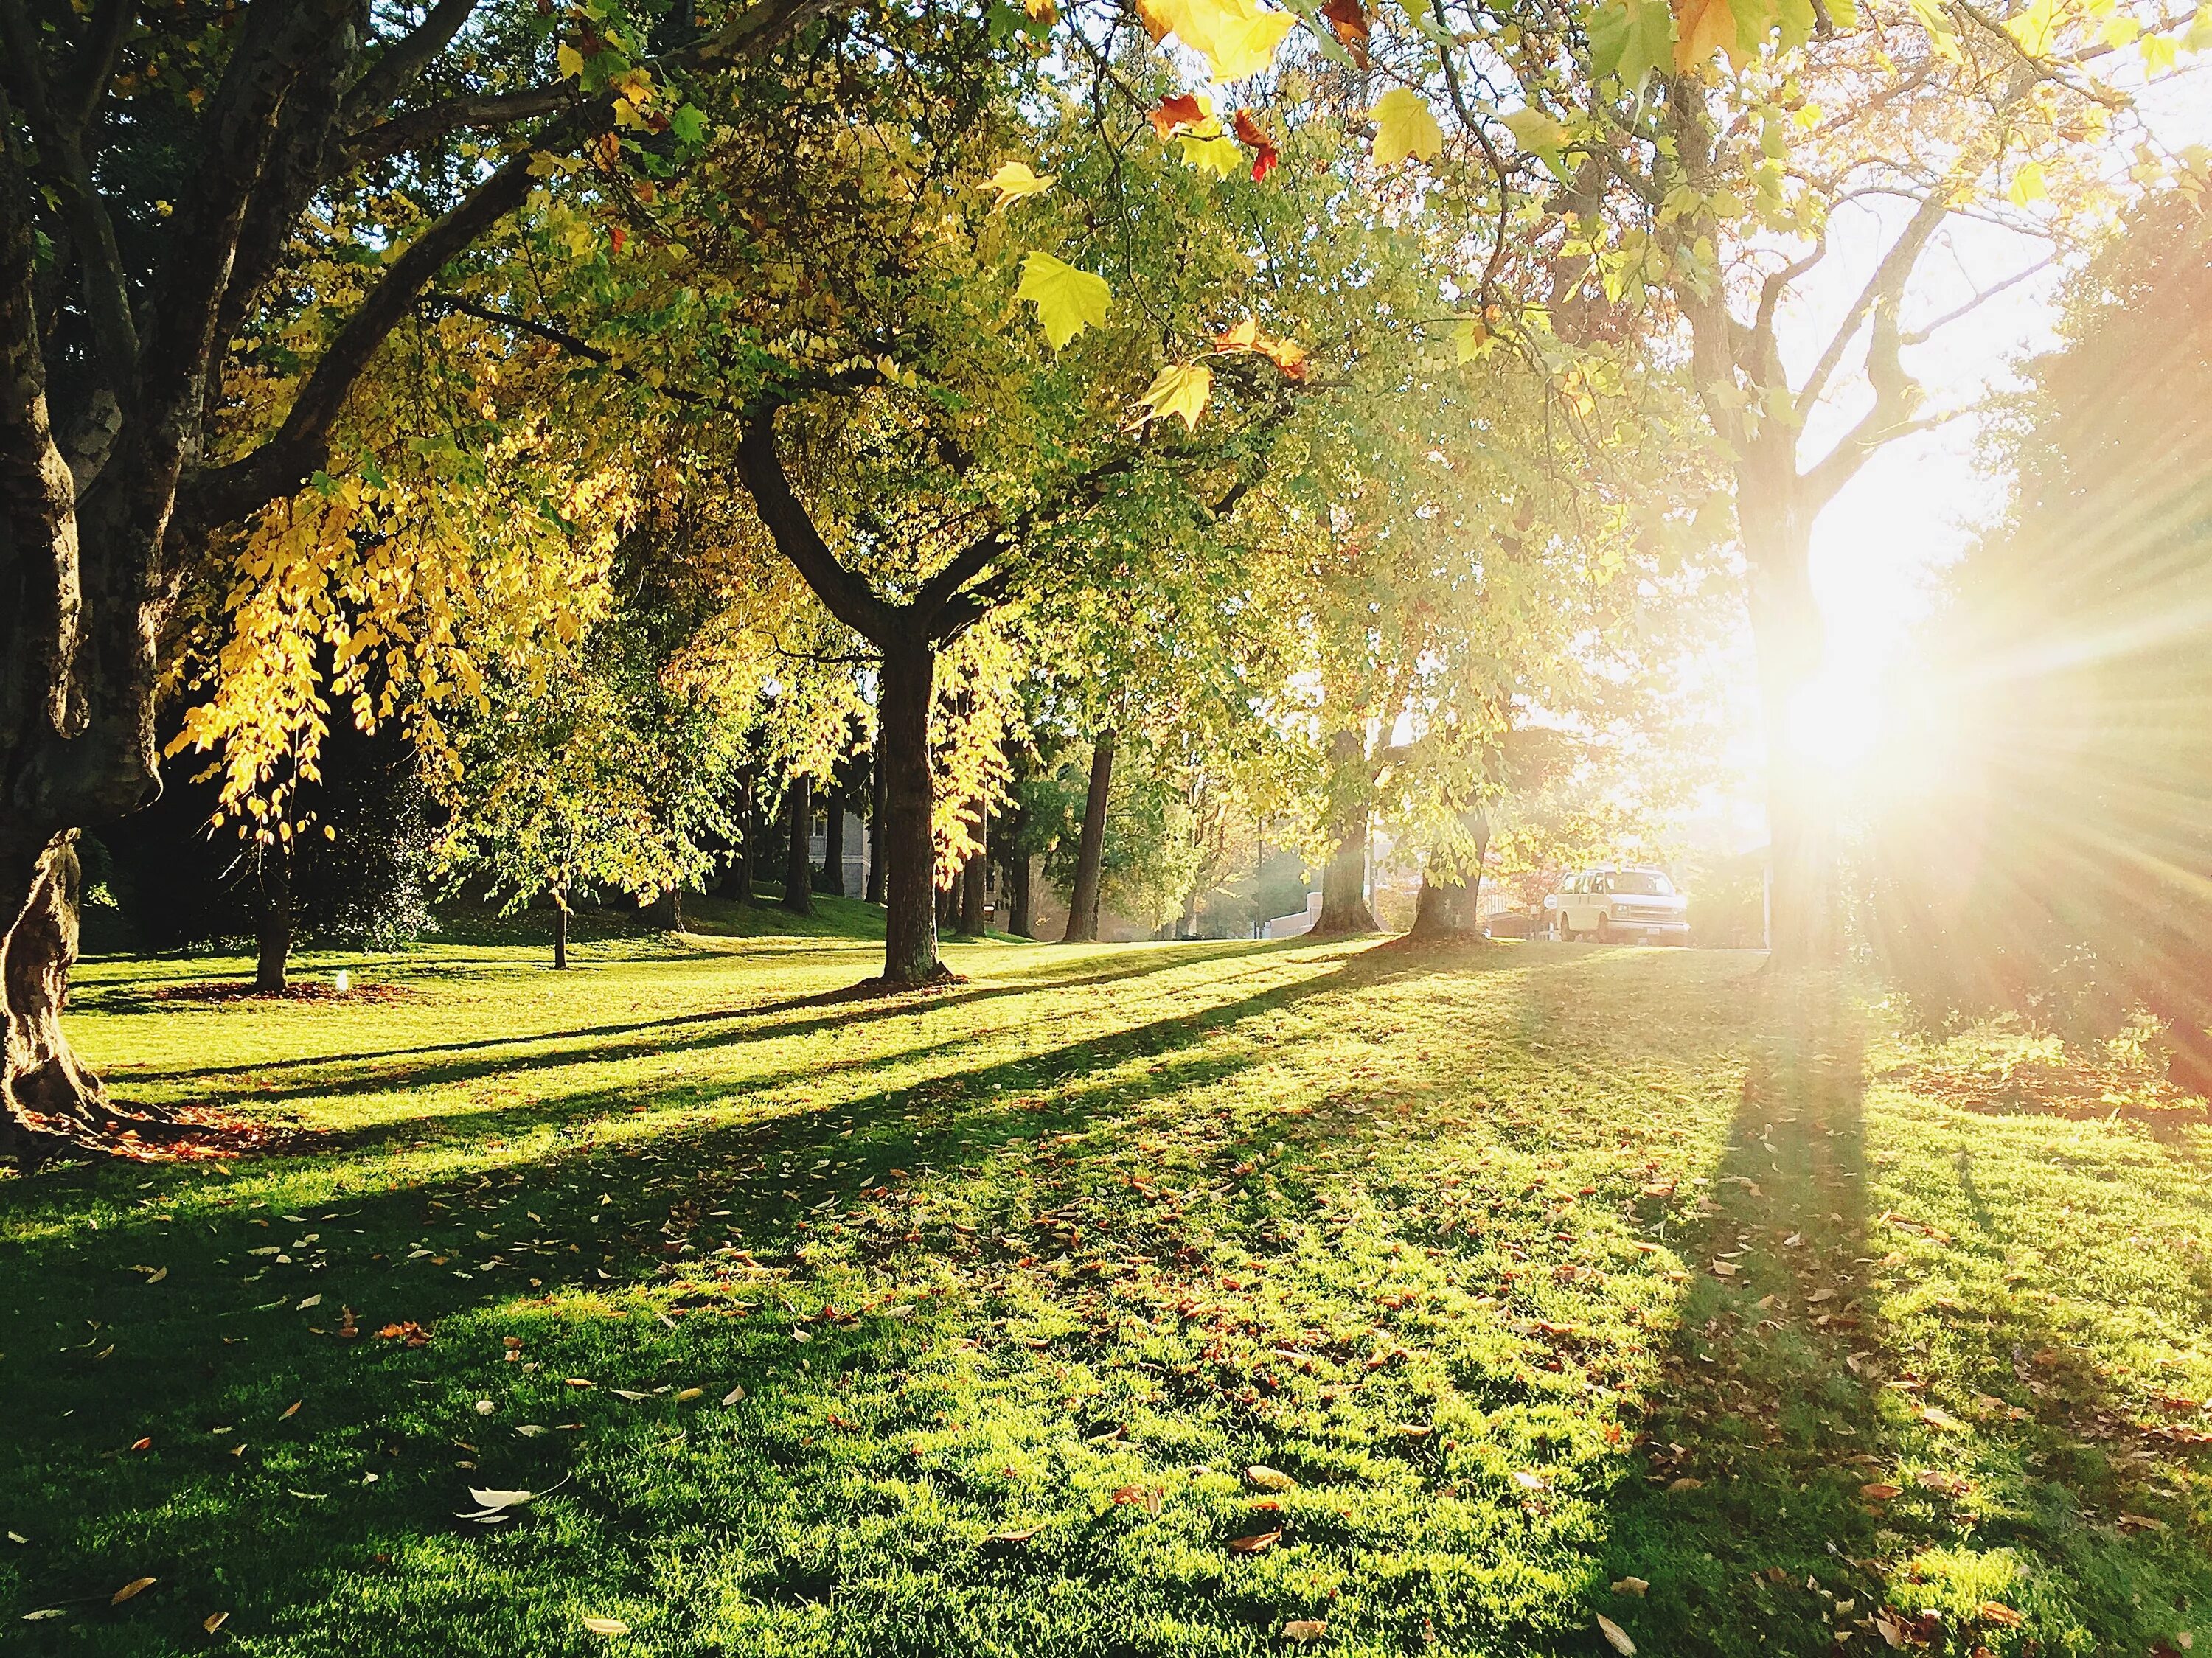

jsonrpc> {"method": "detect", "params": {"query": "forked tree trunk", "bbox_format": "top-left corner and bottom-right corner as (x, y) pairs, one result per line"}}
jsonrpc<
(255, 843), (293, 994)
(553, 900), (570, 970)
(782, 776), (813, 917)
(1, 836), (122, 1158)
(1062, 729), (1116, 944)
(876, 641), (944, 983)
(1312, 730), (1377, 934)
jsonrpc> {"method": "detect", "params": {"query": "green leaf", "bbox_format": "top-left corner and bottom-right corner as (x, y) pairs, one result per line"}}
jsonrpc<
(1587, 0), (1673, 87)
(1015, 252), (1112, 349)
(669, 103), (706, 144)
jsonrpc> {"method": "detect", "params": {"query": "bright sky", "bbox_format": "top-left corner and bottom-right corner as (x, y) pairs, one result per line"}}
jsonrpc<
(1742, 65), (2212, 822)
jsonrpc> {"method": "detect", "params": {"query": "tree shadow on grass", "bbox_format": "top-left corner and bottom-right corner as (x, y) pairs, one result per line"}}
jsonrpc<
(97, 941), (1297, 1104)
(3, 942), (1453, 1654)
(1590, 975), (2212, 1657)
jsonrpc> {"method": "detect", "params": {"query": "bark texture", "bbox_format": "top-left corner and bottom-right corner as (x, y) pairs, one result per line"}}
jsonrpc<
(1061, 729), (1116, 944)
(1312, 731), (1376, 935)
(552, 901), (569, 970)
(959, 807), (988, 936)
(782, 777), (813, 916)
(817, 790), (845, 896)
(1, 836), (116, 1160)
(255, 844), (292, 994)
(875, 643), (944, 983)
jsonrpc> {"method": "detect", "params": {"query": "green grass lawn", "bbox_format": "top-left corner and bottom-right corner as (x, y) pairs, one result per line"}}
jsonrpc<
(8, 913), (2212, 1657)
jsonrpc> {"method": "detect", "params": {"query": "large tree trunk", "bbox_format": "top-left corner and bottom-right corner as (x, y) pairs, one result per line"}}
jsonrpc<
(1061, 728), (1116, 944)
(255, 843), (293, 994)
(959, 806), (989, 936)
(553, 899), (570, 970)
(1, 835), (124, 1157)
(1741, 487), (1834, 969)
(876, 641), (945, 983)
(782, 776), (813, 916)
(1407, 817), (1489, 940)
(1312, 728), (1376, 935)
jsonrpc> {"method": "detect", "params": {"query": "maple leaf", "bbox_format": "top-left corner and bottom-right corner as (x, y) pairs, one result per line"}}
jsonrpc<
(1371, 89), (1443, 167)
(1501, 108), (1571, 153)
(1133, 361), (1213, 431)
(1590, 0), (1677, 83)
(1216, 317), (1260, 352)
(1231, 108), (1279, 180)
(984, 161), (1058, 208)
(1671, 0), (1750, 69)
(1015, 252), (1111, 349)
(1149, 93), (1208, 138)
(1320, 0), (1369, 60)
(1135, 0), (1297, 80)
(1180, 135), (1244, 176)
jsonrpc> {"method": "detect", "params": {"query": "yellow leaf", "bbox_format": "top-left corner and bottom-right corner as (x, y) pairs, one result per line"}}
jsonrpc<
(1452, 317), (1488, 361)
(1502, 107), (1571, 152)
(1179, 134), (1245, 175)
(985, 161), (1058, 207)
(203, 1613), (229, 1634)
(1597, 1611), (1637, 1654)
(557, 42), (585, 78)
(1015, 251), (1111, 349)
(1671, 0), (1746, 69)
(1134, 361), (1213, 431)
(1371, 88), (1443, 166)
(582, 1615), (631, 1635)
(2007, 161), (2048, 203)
(1136, 0), (1297, 80)
(112, 1578), (157, 1606)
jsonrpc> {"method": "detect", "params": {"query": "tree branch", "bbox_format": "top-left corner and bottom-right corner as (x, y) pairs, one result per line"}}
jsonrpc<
(1795, 184), (1950, 417)
(342, 0), (483, 128)
(343, 85), (571, 167)
(736, 415), (897, 644)
(0, 0), (138, 406)
(187, 141), (547, 529)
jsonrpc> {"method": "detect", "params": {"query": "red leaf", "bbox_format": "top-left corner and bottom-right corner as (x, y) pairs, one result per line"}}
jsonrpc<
(1226, 1529), (1281, 1553)
(1149, 94), (1206, 139)
(1232, 110), (1279, 180)
(1321, 0), (1369, 60)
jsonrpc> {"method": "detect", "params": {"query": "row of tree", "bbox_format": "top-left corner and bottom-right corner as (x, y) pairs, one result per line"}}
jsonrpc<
(4, 0), (2199, 1152)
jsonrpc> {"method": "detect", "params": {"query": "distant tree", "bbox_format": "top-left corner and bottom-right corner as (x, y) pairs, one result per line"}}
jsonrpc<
(1869, 195), (2212, 1081)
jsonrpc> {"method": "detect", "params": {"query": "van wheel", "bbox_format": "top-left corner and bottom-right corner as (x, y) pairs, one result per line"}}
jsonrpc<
(1596, 917), (1613, 943)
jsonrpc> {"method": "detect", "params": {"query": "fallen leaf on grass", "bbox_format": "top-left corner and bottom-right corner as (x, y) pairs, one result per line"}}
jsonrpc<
(112, 1577), (156, 1605)
(1860, 1483), (1903, 1502)
(377, 1322), (431, 1347)
(474, 1399), (495, 1415)
(1245, 1465), (1296, 1491)
(1611, 1577), (1649, 1596)
(128, 1436), (152, 1452)
(297, 1294), (321, 1310)
(147, 1267), (167, 1284)
(720, 1386), (745, 1406)
(1226, 1530), (1281, 1554)
(675, 1388), (704, 1401)
(612, 1389), (653, 1401)
(1919, 1404), (1965, 1431)
(1512, 1470), (1549, 1491)
(515, 1425), (547, 1438)
(1978, 1603), (2026, 1629)
(1666, 1477), (1703, 1491)
(203, 1612), (229, 1634)
(988, 1525), (1042, 1543)
(279, 1401), (302, 1421)
(5, 1531), (25, 1544)
(1916, 1470), (1970, 1496)
(21, 1609), (65, 1621)
(1110, 1485), (1164, 1516)
(1710, 1261), (1738, 1277)
(1283, 1620), (1326, 1640)
(581, 1615), (630, 1636)
(1596, 1611), (1637, 1654)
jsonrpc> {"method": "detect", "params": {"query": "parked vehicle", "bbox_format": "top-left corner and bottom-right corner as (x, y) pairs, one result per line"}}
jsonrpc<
(1481, 908), (1539, 939)
(1542, 867), (1690, 944)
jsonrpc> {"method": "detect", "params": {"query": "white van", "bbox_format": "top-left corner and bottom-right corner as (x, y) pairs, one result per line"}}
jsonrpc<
(1543, 867), (1689, 944)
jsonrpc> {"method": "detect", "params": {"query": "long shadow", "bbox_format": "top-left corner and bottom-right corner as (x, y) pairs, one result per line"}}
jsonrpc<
(101, 940), (1287, 1099)
(1, 943), (1420, 1654)
(1588, 975), (2210, 1655)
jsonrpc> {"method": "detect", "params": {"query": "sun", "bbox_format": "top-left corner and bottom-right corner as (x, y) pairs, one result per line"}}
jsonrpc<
(1785, 667), (1885, 776)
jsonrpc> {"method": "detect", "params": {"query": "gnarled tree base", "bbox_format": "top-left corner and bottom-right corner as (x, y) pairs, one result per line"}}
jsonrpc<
(3, 834), (164, 1166)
